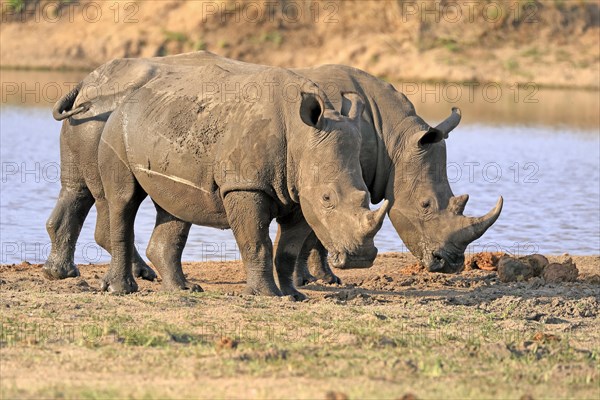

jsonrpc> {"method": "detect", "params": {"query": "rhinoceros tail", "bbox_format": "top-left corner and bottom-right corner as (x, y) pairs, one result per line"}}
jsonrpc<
(52, 82), (87, 121)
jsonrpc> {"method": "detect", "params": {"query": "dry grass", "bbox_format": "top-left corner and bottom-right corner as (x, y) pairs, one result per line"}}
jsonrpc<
(1, 253), (598, 398)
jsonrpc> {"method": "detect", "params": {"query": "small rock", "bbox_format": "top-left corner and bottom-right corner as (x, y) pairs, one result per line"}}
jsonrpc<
(76, 279), (91, 291)
(542, 259), (578, 283)
(497, 256), (533, 282)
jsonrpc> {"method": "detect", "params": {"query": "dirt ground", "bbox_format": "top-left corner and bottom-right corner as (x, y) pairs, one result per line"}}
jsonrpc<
(0, 252), (598, 399)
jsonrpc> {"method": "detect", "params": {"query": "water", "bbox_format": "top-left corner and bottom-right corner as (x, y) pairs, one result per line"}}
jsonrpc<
(1, 71), (599, 264)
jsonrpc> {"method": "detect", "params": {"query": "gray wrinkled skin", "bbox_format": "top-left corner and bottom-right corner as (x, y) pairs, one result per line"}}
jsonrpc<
(47, 54), (388, 298)
(46, 51), (502, 295)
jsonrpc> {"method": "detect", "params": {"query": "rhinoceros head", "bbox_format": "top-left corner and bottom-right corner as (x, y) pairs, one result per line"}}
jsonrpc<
(387, 108), (503, 273)
(290, 91), (388, 269)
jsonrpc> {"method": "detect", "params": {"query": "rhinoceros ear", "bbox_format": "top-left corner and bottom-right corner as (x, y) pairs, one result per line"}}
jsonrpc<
(417, 127), (445, 147)
(340, 92), (365, 122)
(299, 92), (325, 129)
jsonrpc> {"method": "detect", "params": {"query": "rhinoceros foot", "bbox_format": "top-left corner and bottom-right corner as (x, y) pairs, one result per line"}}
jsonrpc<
(100, 274), (138, 294)
(281, 286), (308, 302)
(243, 283), (283, 297)
(309, 263), (342, 285)
(161, 279), (203, 293)
(42, 258), (80, 280)
(314, 270), (341, 285)
(132, 260), (157, 281)
(293, 269), (318, 287)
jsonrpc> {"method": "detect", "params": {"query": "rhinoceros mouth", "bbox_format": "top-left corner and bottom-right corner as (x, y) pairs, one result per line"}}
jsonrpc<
(328, 248), (378, 270)
(327, 251), (348, 269)
(425, 250), (464, 274)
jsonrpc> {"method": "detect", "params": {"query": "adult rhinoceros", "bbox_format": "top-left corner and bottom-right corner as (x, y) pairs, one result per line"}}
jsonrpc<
(110, 53), (503, 283)
(48, 55), (390, 298)
(47, 51), (501, 293)
(289, 64), (503, 283)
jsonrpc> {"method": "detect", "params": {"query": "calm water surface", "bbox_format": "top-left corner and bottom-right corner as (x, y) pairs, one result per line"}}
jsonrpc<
(1, 72), (599, 264)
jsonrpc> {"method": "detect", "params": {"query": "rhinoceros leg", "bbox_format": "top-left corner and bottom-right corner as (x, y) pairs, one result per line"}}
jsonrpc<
(296, 232), (341, 285)
(43, 126), (95, 280)
(292, 230), (318, 287)
(273, 214), (311, 301)
(98, 138), (146, 294)
(146, 204), (201, 292)
(94, 197), (157, 281)
(223, 191), (282, 297)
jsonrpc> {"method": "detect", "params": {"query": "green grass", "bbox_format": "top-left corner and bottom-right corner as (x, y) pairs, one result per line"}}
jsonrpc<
(7, 0), (26, 13)
(258, 31), (283, 46)
(504, 58), (520, 72)
(163, 30), (188, 43)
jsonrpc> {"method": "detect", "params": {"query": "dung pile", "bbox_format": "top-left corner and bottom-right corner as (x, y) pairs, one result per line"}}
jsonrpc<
(464, 252), (505, 271)
(465, 253), (579, 283)
(541, 260), (579, 283)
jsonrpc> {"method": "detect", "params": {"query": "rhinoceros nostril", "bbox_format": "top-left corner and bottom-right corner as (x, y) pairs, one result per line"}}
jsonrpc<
(427, 252), (445, 272)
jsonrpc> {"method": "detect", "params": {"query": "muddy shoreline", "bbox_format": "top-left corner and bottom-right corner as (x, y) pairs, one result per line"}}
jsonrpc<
(1, 252), (598, 296)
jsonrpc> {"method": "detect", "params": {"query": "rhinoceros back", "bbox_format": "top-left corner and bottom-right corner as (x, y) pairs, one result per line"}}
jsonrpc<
(117, 63), (308, 226)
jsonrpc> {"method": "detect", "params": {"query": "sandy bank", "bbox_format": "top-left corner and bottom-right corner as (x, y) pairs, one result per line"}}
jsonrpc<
(1, 0), (599, 89)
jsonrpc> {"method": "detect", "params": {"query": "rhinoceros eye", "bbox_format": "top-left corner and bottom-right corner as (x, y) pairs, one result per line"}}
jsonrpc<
(421, 199), (431, 209)
(321, 192), (336, 210)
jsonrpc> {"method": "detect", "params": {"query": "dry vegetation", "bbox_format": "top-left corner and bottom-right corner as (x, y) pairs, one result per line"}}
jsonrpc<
(1, 253), (598, 398)
(1, 0), (599, 88)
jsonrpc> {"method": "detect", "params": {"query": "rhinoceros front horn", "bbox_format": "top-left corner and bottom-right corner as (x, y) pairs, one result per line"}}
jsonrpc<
(462, 196), (504, 242)
(362, 199), (390, 237)
(435, 107), (462, 139)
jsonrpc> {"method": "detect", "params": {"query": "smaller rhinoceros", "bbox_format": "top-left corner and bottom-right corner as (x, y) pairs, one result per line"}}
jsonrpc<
(95, 62), (387, 298)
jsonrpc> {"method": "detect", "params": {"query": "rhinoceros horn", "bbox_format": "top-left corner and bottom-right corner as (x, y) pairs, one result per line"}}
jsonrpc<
(457, 196), (504, 242)
(362, 199), (390, 237)
(435, 107), (462, 139)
